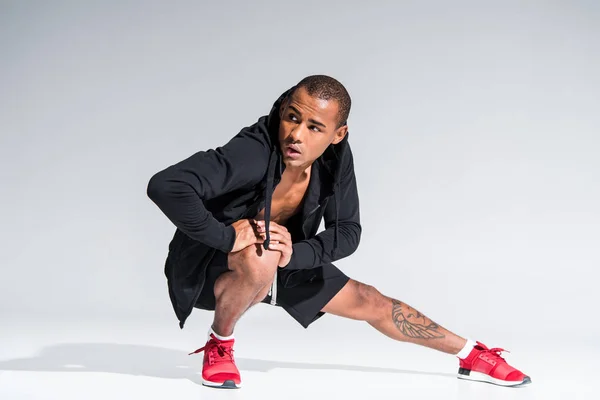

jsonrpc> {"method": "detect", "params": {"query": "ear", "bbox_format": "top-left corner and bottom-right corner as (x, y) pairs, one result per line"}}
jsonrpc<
(331, 124), (348, 145)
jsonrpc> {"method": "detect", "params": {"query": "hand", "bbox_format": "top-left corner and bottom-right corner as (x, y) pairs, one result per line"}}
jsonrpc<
(230, 219), (263, 252)
(262, 221), (293, 268)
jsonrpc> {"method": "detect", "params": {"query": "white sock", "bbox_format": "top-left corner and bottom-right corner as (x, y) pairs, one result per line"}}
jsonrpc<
(456, 339), (477, 359)
(208, 326), (234, 341)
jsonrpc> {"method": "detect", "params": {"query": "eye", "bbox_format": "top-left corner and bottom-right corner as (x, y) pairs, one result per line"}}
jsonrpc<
(310, 126), (320, 132)
(288, 114), (298, 121)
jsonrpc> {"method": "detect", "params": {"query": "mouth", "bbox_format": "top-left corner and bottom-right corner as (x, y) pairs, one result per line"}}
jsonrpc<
(284, 144), (302, 158)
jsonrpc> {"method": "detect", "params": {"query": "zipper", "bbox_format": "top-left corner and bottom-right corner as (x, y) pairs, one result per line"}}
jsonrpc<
(301, 204), (321, 238)
(307, 204), (320, 215)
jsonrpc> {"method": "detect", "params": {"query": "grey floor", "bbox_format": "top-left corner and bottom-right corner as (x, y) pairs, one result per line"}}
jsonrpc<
(0, 309), (595, 400)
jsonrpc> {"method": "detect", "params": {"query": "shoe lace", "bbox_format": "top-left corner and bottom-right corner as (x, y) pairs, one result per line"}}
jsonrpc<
(188, 338), (234, 363)
(480, 343), (510, 362)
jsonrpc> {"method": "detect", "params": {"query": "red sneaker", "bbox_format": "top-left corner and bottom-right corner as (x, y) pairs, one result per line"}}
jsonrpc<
(188, 333), (241, 389)
(457, 341), (531, 387)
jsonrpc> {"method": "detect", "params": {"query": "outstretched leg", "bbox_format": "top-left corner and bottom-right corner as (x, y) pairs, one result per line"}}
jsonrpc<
(321, 278), (531, 387)
(321, 279), (466, 354)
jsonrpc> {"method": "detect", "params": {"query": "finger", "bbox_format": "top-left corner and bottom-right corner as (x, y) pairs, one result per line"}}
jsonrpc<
(268, 242), (284, 251)
(267, 232), (292, 246)
(250, 221), (261, 235)
(269, 221), (287, 230)
(265, 231), (283, 241)
(268, 241), (291, 253)
(267, 223), (289, 235)
(273, 229), (291, 243)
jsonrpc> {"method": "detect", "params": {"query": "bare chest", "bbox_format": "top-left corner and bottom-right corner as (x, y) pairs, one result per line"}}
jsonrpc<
(255, 170), (311, 225)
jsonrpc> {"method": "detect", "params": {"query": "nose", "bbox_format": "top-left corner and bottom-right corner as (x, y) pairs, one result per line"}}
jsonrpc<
(290, 123), (307, 142)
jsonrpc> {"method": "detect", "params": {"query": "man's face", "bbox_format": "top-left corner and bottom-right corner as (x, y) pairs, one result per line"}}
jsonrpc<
(278, 86), (347, 169)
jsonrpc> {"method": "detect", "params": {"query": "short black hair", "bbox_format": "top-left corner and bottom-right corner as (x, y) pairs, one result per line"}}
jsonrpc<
(293, 75), (351, 129)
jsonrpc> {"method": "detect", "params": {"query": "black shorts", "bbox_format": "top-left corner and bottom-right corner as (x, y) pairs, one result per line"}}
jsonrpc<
(194, 250), (350, 328)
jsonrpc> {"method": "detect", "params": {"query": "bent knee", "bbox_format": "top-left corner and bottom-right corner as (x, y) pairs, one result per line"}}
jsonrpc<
(356, 283), (388, 319)
(356, 282), (377, 300)
(230, 244), (279, 284)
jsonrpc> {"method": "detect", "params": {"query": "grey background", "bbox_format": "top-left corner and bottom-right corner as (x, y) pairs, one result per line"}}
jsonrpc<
(1, 0), (598, 343)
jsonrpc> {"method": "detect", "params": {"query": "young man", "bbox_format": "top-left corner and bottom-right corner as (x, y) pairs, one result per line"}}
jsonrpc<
(147, 75), (531, 389)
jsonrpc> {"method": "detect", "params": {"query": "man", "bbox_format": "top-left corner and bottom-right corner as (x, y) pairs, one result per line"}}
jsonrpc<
(147, 75), (531, 389)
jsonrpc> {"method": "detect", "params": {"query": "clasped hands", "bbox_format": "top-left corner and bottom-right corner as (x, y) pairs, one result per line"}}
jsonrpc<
(230, 218), (292, 268)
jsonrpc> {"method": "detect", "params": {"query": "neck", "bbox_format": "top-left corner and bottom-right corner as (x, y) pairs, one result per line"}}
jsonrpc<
(283, 163), (311, 183)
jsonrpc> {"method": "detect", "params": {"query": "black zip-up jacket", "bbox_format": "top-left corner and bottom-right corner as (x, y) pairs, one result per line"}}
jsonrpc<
(147, 86), (361, 328)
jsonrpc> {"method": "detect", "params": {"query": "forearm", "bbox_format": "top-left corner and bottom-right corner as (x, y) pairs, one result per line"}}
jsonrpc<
(283, 222), (361, 270)
(147, 127), (272, 252)
(147, 173), (236, 252)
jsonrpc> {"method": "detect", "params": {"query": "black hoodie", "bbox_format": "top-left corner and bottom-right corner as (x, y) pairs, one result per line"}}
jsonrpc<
(147, 86), (361, 328)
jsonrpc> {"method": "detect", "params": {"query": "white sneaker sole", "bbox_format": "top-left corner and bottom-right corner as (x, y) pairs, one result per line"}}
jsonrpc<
(457, 370), (531, 387)
(202, 378), (242, 389)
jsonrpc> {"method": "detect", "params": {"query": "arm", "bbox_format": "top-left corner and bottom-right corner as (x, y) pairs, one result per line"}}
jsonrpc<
(147, 126), (271, 253)
(283, 145), (362, 270)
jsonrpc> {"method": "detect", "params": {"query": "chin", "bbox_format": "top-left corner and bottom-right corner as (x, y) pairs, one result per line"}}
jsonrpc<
(283, 157), (300, 165)
(283, 156), (305, 168)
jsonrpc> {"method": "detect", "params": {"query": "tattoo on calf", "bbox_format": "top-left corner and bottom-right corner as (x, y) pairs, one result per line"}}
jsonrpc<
(391, 299), (445, 339)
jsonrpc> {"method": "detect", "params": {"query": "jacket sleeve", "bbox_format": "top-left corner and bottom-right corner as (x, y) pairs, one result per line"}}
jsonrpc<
(283, 144), (362, 270)
(147, 127), (271, 253)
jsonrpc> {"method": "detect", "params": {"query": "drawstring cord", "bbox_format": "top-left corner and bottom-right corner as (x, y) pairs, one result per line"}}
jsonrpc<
(331, 144), (345, 259)
(263, 149), (278, 305)
(263, 150), (277, 250)
(333, 185), (339, 258)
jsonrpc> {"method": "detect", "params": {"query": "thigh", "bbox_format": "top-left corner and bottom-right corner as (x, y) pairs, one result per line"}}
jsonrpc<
(269, 263), (350, 328)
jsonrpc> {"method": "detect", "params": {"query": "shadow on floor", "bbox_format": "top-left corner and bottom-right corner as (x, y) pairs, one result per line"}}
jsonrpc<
(0, 343), (455, 385)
